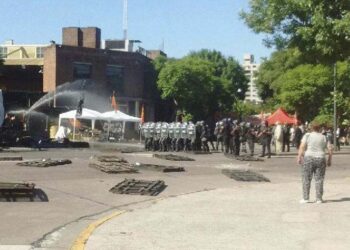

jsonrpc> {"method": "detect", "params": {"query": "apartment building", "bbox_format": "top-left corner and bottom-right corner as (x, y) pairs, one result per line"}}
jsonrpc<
(243, 54), (262, 103)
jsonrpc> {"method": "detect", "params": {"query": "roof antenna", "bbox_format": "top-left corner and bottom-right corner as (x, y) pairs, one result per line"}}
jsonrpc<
(123, 0), (128, 40)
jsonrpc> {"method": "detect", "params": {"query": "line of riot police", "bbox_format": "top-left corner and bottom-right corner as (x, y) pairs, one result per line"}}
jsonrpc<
(141, 119), (263, 155)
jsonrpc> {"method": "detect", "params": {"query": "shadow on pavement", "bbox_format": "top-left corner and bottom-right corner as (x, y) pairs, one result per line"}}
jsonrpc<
(325, 197), (350, 203)
(0, 188), (49, 202)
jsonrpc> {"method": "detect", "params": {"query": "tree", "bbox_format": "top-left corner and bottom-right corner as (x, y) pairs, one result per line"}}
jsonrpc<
(157, 57), (219, 120)
(318, 61), (350, 123)
(274, 64), (332, 121)
(187, 49), (248, 112)
(241, 0), (350, 63)
(152, 55), (176, 75)
(255, 48), (303, 100)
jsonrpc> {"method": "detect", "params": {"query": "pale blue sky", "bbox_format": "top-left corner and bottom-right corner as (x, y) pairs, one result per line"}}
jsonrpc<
(0, 0), (273, 63)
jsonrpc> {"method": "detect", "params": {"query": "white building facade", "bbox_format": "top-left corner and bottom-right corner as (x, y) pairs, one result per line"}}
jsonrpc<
(243, 54), (262, 103)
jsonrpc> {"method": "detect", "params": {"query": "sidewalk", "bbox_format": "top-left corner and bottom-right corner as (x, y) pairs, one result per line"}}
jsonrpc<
(83, 179), (350, 250)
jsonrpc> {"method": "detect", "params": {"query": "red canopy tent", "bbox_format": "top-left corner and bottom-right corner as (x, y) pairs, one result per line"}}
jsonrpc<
(266, 108), (299, 125)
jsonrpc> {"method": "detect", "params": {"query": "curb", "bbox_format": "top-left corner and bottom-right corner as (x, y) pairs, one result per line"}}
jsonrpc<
(70, 210), (125, 250)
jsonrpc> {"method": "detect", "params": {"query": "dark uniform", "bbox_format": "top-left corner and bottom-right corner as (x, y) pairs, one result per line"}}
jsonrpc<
(246, 126), (256, 156)
(258, 126), (272, 158)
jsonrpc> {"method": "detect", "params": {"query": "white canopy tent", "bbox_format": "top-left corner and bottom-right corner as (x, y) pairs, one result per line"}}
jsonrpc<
(58, 108), (102, 140)
(100, 110), (141, 122)
(100, 110), (141, 140)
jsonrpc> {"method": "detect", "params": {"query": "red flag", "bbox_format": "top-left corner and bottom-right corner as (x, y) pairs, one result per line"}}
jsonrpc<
(140, 104), (145, 124)
(111, 91), (118, 111)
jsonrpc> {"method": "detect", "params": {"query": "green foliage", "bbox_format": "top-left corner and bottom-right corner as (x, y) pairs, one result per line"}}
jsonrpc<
(189, 49), (248, 99)
(182, 112), (193, 122)
(152, 55), (176, 75)
(257, 58), (350, 123)
(242, 1), (350, 124)
(156, 50), (248, 120)
(188, 49), (227, 77)
(255, 48), (303, 100)
(157, 57), (218, 120)
(275, 64), (332, 121)
(241, 0), (350, 63)
(235, 101), (264, 117)
(312, 114), (334, 128)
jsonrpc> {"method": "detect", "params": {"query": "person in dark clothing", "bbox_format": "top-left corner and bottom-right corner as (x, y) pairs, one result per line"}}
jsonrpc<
(282, 124), (291, 152)
(206, 124), (216, 151)
(258, 124), (272, 158)
(246, 124), (257, 156)
(76, 97), (84, 117)
(201, 123), (210, 152)
(294, 125), (303, 149)
(214, 122), (224, 152)
(231, 124), (241, 156)
(222, 119), (232, 154)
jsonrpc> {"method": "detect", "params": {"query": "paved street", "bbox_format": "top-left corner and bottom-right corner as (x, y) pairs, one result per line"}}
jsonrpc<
(0, 144), (349, 249)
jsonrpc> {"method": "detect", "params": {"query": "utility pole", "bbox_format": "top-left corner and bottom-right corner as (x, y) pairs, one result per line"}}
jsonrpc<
(333, 62), (337, 150)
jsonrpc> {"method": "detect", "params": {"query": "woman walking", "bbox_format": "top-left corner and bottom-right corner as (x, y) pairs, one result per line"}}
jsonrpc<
(297, 122), (333, 203)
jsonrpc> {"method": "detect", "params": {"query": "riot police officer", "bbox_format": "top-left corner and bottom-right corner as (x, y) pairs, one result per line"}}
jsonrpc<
(246, 123), (257, 156)
(180, 122), (189, 151)
(160, 122), (169, 152)
(148, 122), (156, 151)
(187, 121), (196, 151)
(168, 122), (175, 151)
(174, 122), (182, 151)
(214, 121), (224, 152)
(153, 122), (162, 151)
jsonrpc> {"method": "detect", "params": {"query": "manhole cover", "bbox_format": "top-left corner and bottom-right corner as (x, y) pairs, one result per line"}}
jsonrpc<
(89, 155), (138, 174)
(110, 179), (166, 196)
(153, 154), (194, 161)
(224, 154), (264, 161)
(135, 163), (185, 172)
(222, 169), (270, 182)
(17, 159), (72, 167)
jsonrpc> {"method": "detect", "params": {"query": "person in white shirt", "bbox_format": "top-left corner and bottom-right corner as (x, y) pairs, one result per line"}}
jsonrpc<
(297, 122), (333, 204)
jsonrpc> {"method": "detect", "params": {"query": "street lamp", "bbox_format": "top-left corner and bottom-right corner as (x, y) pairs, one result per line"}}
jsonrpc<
(234, 88), (243, 121)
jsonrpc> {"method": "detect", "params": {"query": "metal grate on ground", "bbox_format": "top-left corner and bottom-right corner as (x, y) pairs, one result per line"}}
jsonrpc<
(109, 179), (166, 196)
(89, 155), (138, 174)
(222, 169), (270, 182)
(135, 163), (185, 172)
(224, 154), (264, 161)
(17, 159), (72, 167)
(153, 154), (195, 161)
(0, 182), (35, 200)
(0, 156), (23, 161)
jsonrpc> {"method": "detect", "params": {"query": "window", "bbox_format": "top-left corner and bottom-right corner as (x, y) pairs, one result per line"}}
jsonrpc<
(73, 62), (92, 79)
(0, 47), (7, 58)
(36, 47), (44, 58)
(106, 65), (124, 94)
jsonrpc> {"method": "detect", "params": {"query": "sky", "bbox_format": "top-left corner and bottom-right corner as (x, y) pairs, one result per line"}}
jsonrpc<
(0, 0), (273, 63)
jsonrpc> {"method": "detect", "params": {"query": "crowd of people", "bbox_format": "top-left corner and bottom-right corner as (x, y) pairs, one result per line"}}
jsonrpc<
(140, 119), (330, 157)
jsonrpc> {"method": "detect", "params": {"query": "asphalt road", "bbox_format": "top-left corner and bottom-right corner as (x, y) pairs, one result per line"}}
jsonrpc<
(0, 144), (349, 249)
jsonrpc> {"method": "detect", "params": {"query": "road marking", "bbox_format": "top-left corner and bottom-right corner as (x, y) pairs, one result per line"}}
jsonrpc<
(71, 210), (125, 250)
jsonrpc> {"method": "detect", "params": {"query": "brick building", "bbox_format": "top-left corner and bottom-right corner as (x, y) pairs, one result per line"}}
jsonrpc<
(0, 27), (166, 121)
